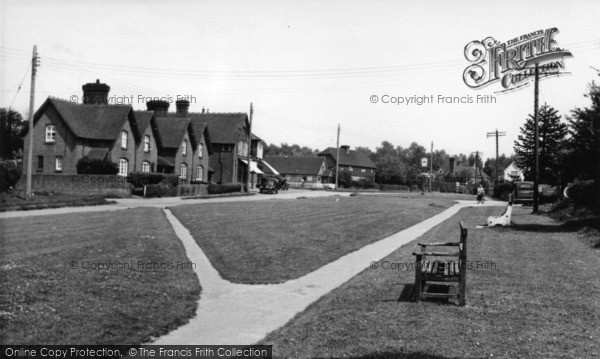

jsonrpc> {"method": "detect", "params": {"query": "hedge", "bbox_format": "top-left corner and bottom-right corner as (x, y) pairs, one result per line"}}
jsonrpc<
(0, 160), (22, 192)
(144, 183), (178, 198)
(127, 172), (179, 188)
(76, 156), (119, 175)
(208, 183), (242, 194)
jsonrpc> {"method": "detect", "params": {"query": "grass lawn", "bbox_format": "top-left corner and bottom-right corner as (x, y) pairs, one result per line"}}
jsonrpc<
(260, 205), (600, 358)
(170, 194), (458, 284)
(0, 207), (200, 344)
(0, 190), (114, 210)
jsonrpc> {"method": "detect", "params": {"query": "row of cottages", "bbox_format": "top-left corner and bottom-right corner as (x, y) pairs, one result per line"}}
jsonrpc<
(22, 80), (266, 185)
(318, 145), (376, 182)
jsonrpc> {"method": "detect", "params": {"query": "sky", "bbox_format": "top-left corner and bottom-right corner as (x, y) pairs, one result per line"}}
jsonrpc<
(1, 0), (599, 161)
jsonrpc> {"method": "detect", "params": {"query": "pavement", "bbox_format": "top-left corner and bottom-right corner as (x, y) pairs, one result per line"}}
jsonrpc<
(152, 199), (507, 345)
(0, 189), (344, 219)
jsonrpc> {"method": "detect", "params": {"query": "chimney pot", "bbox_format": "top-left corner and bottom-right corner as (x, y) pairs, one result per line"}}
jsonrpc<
(340, 145), (350, 154)
(176, 99), (190, 117)
(146, 100), (170, 118)
(82, 80), (110, 105)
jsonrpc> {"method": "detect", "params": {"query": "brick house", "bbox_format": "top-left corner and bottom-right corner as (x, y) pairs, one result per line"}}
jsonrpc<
(22, 80), (157, 176)
(133, 111), (158, 173)
(263, 156), (330, 184)
(148, 100), (211, 183)
(318, 145), (376, 182)
(187, 112), (250, 184)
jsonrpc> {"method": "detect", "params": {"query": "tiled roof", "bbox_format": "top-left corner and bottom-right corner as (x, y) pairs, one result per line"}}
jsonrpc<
(318, 147), (376, 168)
(187, 113), (248, 144)
(451, 165), (490, 178)
(264, 156), (325, 175)
(189, 120), (213, 155)
(30, 97), (133, 141)
(157, 156), (175, 167)
(85, 148), (108, 160)
(134, 111), (154, 134)
(154, 117), (190, 149)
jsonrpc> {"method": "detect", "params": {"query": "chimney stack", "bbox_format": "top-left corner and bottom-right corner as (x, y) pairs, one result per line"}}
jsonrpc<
(146, 100), (170, 118)
(82, 79), (110, 105)
(449, 157), (456, 175)
(340, 145), (350, 154)
(176, 99), (190, 117)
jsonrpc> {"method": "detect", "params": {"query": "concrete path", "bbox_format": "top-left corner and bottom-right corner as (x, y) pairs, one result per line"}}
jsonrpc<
(153, 200), (506, 345)
(0, 189), (345, 219)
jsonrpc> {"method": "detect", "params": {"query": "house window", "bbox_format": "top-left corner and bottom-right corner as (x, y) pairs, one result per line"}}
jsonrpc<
(257, 142), (263, 159)
(243, 142), (249, 157)
(361, 168), (366, 172)
(180, 163), (188, 179)
(196, 166), (203, 181)
(142, 161), (150, 173)
(349, 166), (353, 172)
(198, 144), (203, 158)
(37, 156), (44, 172)
(121, 131), (127, 149)
(307, 176), (313, 182)
(144, 136), (151, 152)
(45, 125), (56, 143)
(55, 157), (63, 172)
(119, 159), (128, 176)
(182, 140), (187, 155)
(237, 141), (244, 156)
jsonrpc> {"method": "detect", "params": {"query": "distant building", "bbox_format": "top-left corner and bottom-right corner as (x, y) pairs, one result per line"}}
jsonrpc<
(503, 161), (525, 181)
(263, 156), (331, 184)
(447, 157), (491, 184)
(318, 145), (376, 182)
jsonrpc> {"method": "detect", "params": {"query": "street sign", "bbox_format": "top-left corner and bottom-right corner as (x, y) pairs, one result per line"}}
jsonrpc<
(421, 158), (428, 167)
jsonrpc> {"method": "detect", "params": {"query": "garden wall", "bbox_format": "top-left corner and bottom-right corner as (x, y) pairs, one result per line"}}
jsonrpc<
(19, 174), (132, 197)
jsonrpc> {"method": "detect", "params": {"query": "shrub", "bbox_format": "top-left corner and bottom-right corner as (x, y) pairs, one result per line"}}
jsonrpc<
(494, 182), (513, 199)
(144, 183), (177, 198)
(381, 184), (410, 191)
(567, 180), (598, 209)
(0, 160), (22, 192)
(207, 183), (242, 194)
(127, 172), (179, 188)
(76, 156), (118, 175)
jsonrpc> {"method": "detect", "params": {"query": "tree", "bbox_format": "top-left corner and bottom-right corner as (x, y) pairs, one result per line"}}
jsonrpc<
(565, 80), (600, 183)
(513, 104), (567, 185)
(264, 143), (318, 157)
(483, 154), (517, 180)
(0, 108), (26, 160)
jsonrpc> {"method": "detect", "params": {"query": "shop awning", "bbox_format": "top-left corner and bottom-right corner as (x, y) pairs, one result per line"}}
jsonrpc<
(240, 159), (264, 174)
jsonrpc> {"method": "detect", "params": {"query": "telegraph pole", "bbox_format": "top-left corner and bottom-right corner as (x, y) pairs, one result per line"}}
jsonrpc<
(487, 129), (506, 186)
(429, 141), (433, 192)
(533, 63), (540, 213)
(246, 102), (253, 192)
(26, 45), (40, 197)
(335, 124), (340, 190)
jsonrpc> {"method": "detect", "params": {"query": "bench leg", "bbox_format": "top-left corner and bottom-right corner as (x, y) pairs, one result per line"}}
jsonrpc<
(459, 275), (466, 306)
(414, 256), (422, 302)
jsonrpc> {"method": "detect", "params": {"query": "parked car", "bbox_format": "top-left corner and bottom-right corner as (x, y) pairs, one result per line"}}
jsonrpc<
(259, 177), (279, 194)
(513, 181), (534, 203)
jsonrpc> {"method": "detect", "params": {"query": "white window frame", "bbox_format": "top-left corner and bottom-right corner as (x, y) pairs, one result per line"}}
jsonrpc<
(55, 157), (63, 172)
(119, 159), (128, 176)
(361, 168), (366, 173)
(196, 165), (203, 181)
(144, 136), (150, 152)
(257, 142), (263, 159)
(198, 143), (203, 158)
(180, 163), (188, 179)
(182, 140), (187, 155)
(121, 131), (128, 149)
(45, 125), (56, 143)
(142, 161), (150, 173)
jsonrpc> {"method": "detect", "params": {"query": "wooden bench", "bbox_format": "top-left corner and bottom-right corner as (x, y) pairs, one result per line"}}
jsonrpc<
(412, 222), (468, 306)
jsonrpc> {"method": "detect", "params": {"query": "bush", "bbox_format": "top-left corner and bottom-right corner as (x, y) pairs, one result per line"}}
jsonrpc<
(76, 156), (118, 175)
(144, 183), (177, 198)
(567, 180), (598, 209)
(207, 183), (242, 194)
(127, 172), (179, 188)
(350, 178), (376, 189)
(0, 160), (22, 192)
